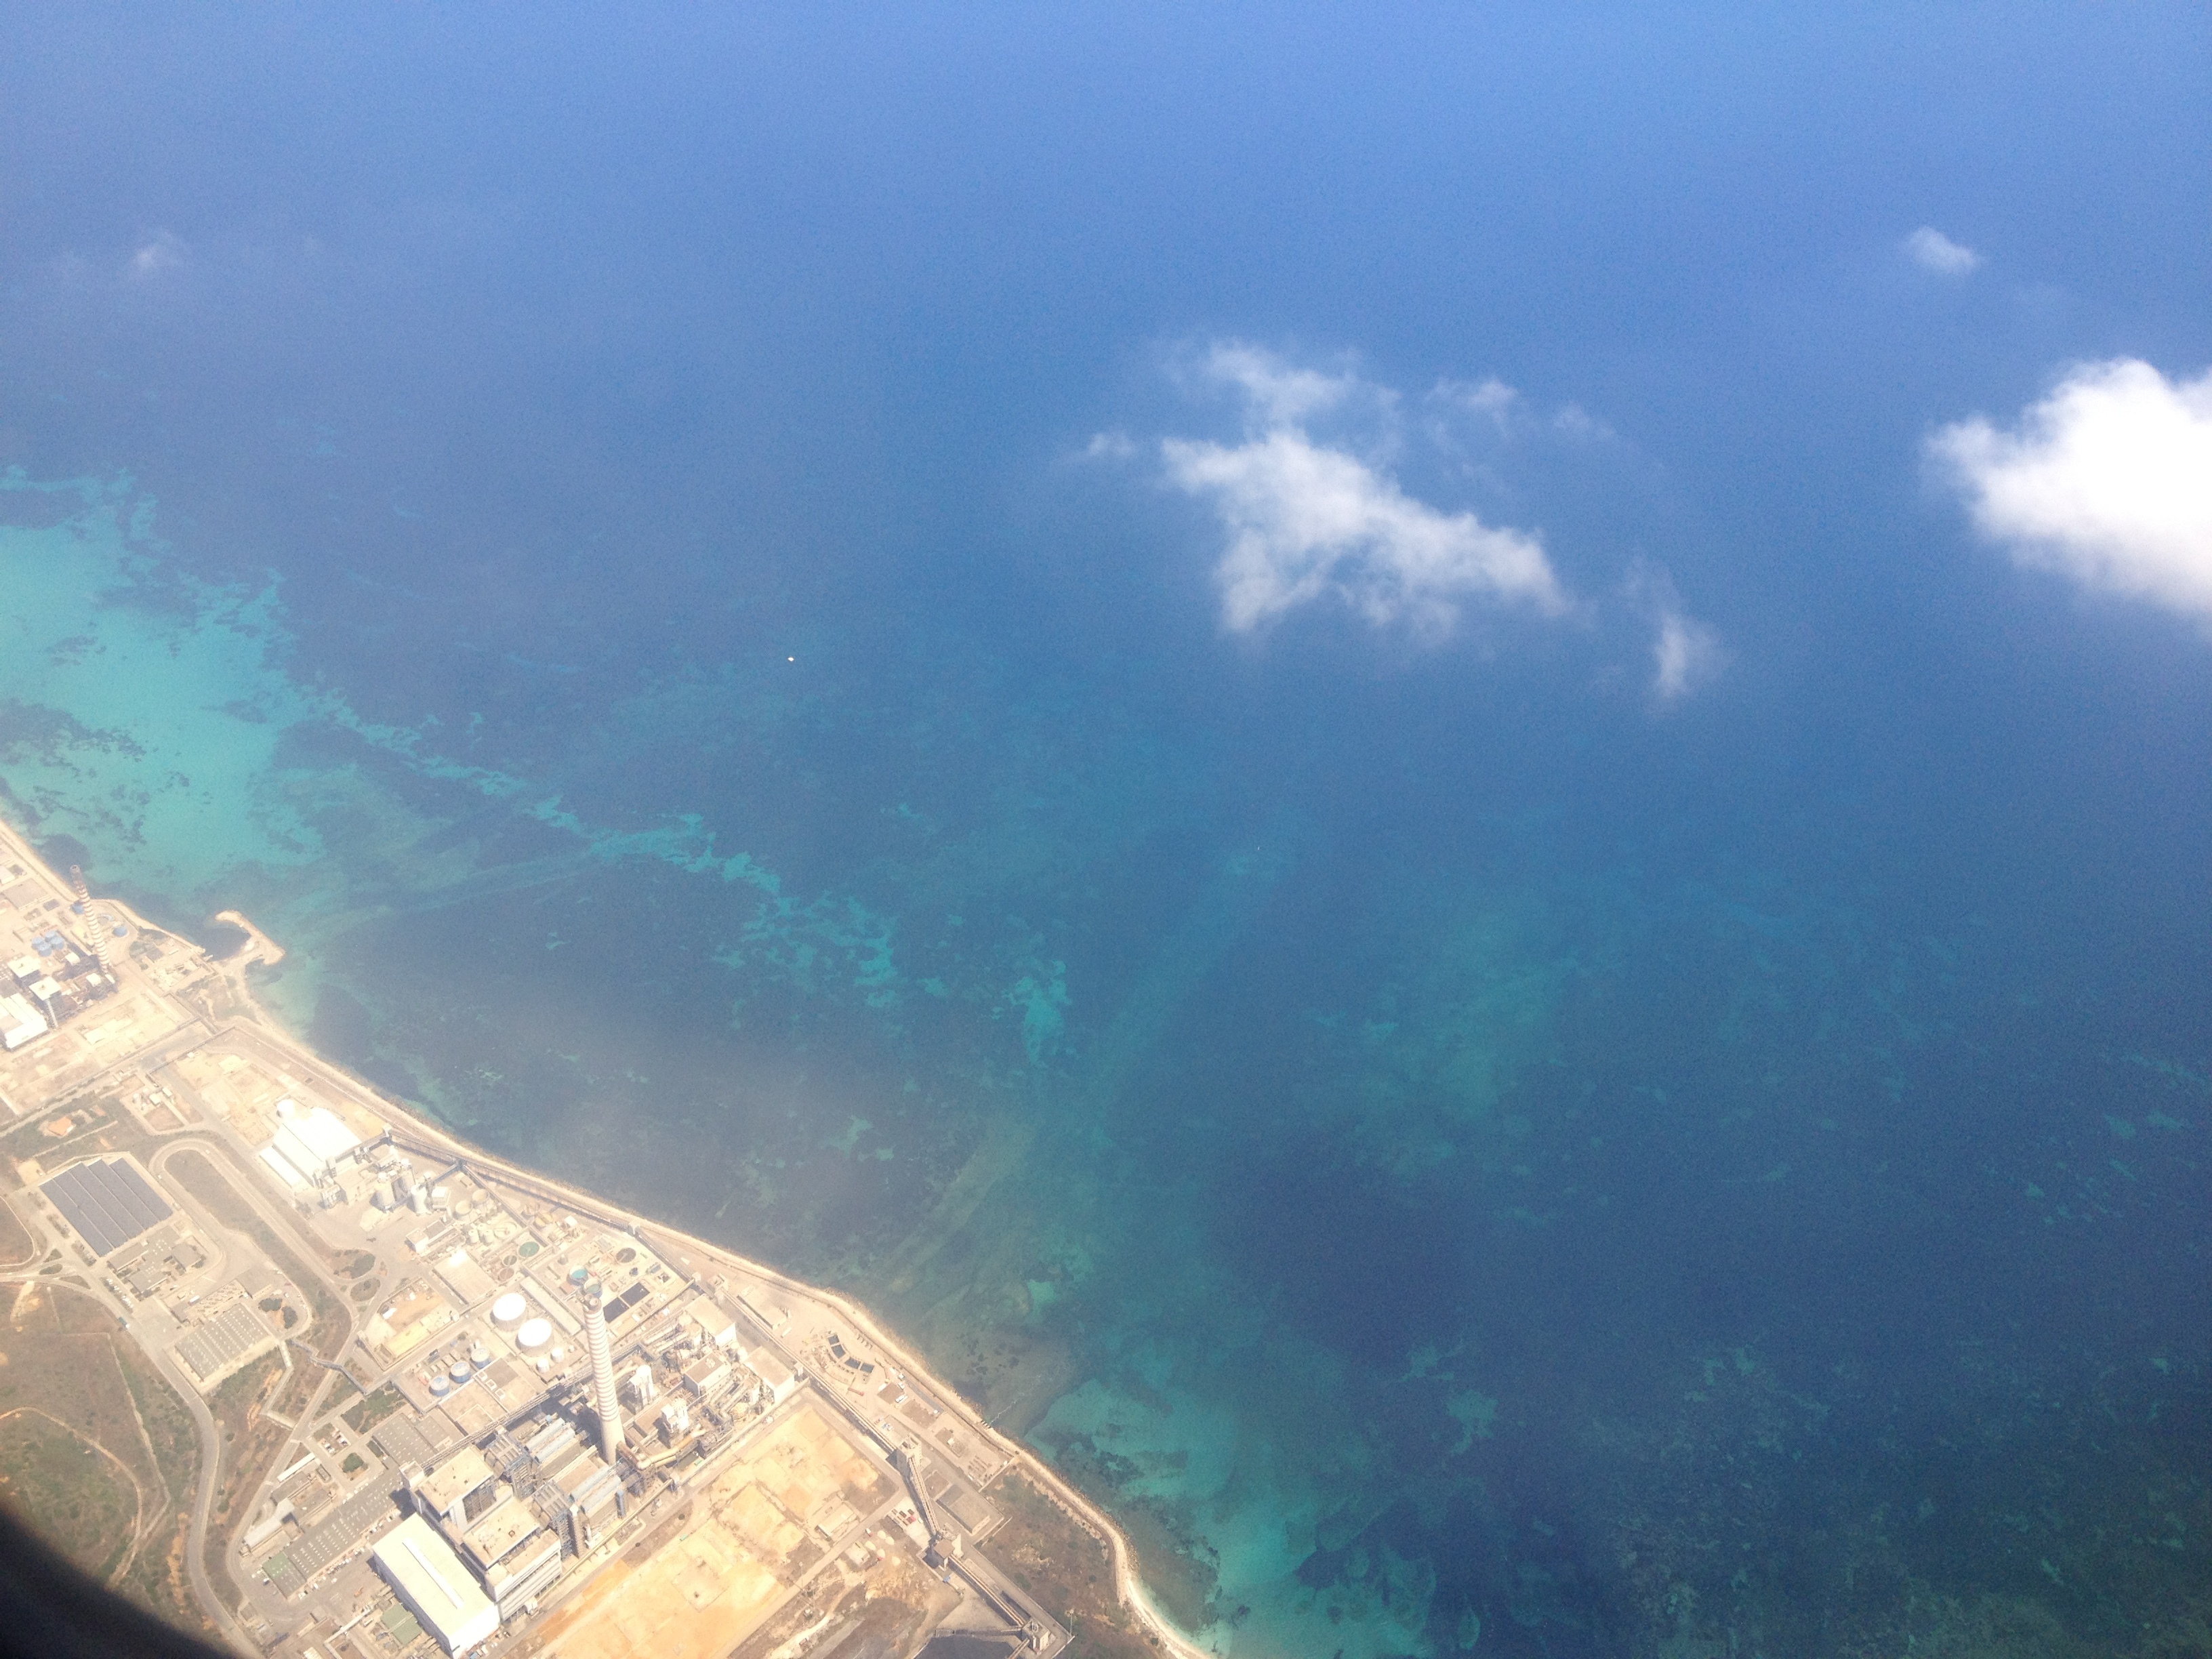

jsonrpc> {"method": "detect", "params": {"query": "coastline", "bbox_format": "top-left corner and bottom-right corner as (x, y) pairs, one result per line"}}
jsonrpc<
(0, 808), (1212, 1659)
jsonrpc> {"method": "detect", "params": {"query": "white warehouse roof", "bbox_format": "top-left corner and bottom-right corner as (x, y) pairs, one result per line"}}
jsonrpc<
(373, 1513), (499, 1655)
(269, 1102), (362, 1180)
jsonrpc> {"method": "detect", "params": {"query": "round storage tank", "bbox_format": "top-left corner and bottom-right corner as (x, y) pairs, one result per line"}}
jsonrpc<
(491, 1292), (528, 1328)
(550, 1345), (567, 1364)
(470, 1340), (490, 1366)
(569, 1265), (590, 1286)
(428, 1373), (450, 1397)
(450, 1361), (472, 1385)
(516, 1317), (552, 1352)
(534, 1356), (552, 1375)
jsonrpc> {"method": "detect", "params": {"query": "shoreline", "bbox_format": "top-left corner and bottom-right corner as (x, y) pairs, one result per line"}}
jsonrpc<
(0, 810), (1212, 1659)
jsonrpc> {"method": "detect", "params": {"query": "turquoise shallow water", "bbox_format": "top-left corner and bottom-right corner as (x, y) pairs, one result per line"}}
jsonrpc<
(4, 472), (2206, 1654)
(1, 8), (2207, 1651)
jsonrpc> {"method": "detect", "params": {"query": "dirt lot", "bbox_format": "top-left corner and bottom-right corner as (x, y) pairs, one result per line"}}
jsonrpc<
(0, 1280), (214, 1641)
(0, 1194), (35, 1268)
(522, 1403), (895, 1659)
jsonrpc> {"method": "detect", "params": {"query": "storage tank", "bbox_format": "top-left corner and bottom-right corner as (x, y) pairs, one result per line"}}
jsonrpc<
(491, 1292), (527, 1328)
(428, 1373), (450, 1397)
(569, 1266), (590, 1286)
(516, 1317), (552, 1353)
(450, 1360), (472, 1385)
(469, 1340), (490, 1366)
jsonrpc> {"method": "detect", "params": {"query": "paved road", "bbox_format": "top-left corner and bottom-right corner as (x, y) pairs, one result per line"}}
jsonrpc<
(152, 1336), (260, 1657)
(147, 1136), (363, 1636)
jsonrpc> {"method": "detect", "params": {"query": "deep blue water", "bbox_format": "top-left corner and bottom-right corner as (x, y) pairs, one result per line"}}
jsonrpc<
(3, 9), (2209, 1654)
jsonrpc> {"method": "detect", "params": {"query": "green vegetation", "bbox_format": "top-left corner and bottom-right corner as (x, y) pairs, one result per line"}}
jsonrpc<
(992, 1471), (1158, 1659)
(201, 1347), (288, 1614)
(340, 1452), (365, 1476)
(107, 1329), (212, 1640)
(0, 1282), (215, 1641)
(0, 1410), (138, 1579)
(342, 1383), (405, 1439)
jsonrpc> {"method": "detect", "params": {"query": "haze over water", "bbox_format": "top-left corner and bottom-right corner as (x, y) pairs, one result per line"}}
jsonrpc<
(3, 9), (2208, 1654)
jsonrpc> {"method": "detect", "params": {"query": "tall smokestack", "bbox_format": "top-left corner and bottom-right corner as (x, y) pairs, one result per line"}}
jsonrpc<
(67, 868), (116, 977)
(585, 1290), (622, 1462)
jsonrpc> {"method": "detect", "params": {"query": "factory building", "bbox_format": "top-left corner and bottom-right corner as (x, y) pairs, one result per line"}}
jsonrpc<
(455, 1496), (562, 1618)
(372, 1513), (499, 1656)
(411, 1444), (501, 1531)
(262, 1100), (363, 1188)
(0, 991), (46, 1050)
(745, 1345), (800, 1405)
(681, 1352), (733, 1397)
(529, 1417), (624, 1553)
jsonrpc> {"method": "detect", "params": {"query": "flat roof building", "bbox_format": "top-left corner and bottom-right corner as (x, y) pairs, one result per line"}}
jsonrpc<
(268, 1101), (362, 1183)
(746, 1347), (800, 1405)
(0, 991), (46, 1050)
(372, 1513), (499, 1656)
(414, 1444), (499, 1531)
(41, 1158), (172, 1258)
(459, 1498), (562, 1616)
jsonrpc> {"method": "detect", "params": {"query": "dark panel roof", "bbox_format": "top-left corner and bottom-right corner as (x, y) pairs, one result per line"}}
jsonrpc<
(42, 1160), (171, 1258)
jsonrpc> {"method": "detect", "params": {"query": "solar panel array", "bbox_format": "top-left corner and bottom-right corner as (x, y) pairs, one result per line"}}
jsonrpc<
(41, 1158), (172, 1257)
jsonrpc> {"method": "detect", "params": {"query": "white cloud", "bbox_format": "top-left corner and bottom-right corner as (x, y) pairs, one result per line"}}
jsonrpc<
(1145, 342), (1720, 693)
(1197, 340), (1370, 429)
(1625, 563), (1723, 705)
(1551, 403), (1614, 441)
(1164, 427), (1567, 637)
(1428, 376), (1519, 429)
(1904, 226), (1981, 277)
(1158, 345), (1565, 638)
(127, 230), (188, 279)
(1652, 602), (1723, 703)
(1929, 359), (2212, 627)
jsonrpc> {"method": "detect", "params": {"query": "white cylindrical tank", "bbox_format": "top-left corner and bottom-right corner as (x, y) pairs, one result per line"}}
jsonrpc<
(428, 1373), (450, 1397)
(450, 1361), (472, 1385)
(516, 1317), (552, 1352)
(491, 1292), (528, 1328)
(470, 1340), (490, 1366)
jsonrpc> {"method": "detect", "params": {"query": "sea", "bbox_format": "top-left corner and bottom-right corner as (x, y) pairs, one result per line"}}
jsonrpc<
(1, 9), (2207, 1655)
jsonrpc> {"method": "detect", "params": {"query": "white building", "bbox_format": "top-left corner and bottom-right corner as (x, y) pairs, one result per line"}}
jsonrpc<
(267, 1100), (363, 1183)
(373, 1513), (499, 1656)
(745, 1347), (800, 1405)
(0, 993), (46, 1051)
